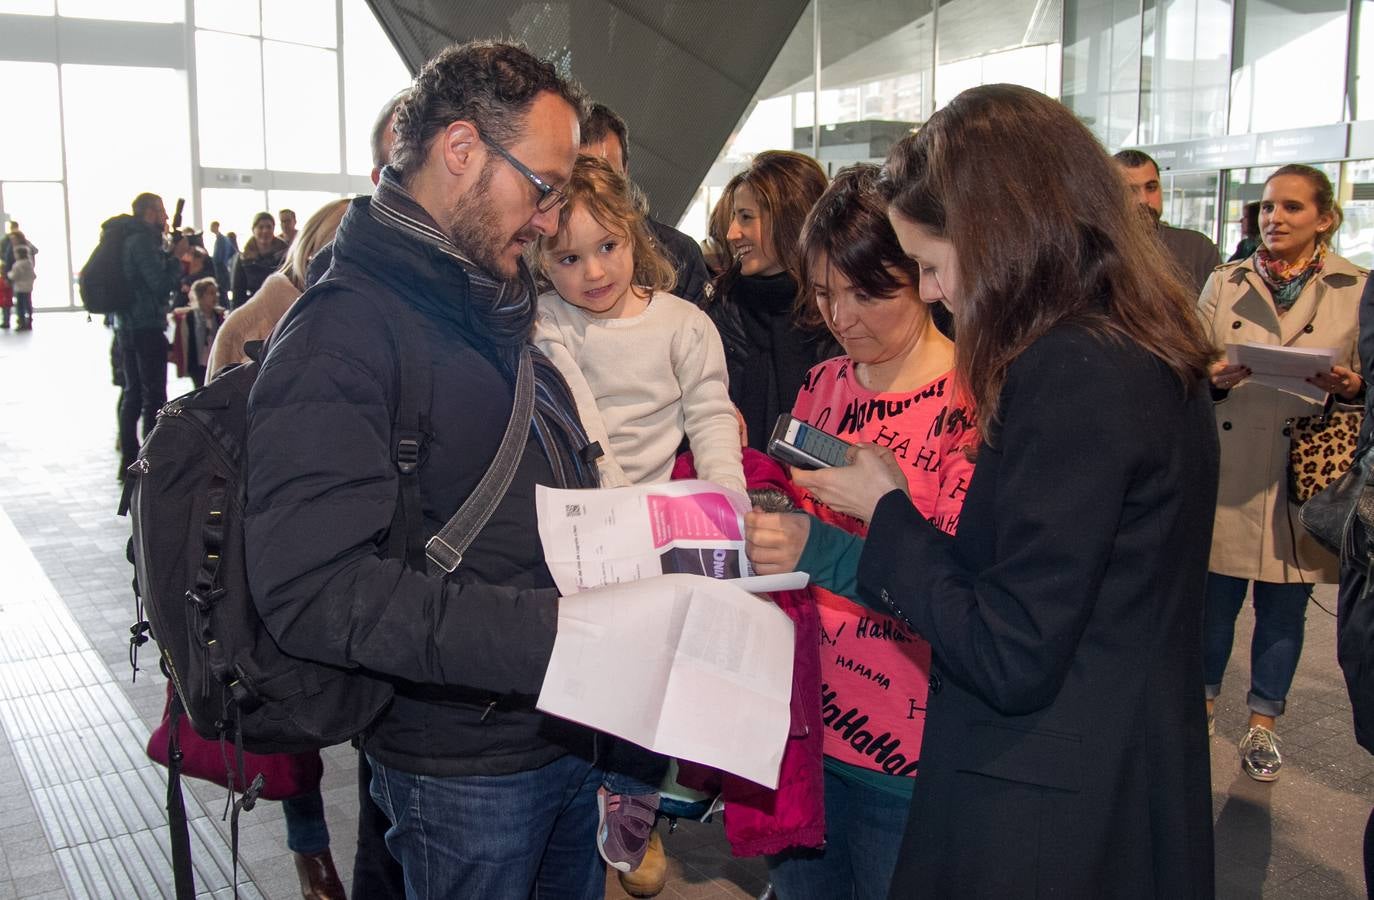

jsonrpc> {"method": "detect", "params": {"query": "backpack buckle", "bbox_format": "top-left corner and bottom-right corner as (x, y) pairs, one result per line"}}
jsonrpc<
(425, 535), (463, 574)
(396, 438), (420, 475)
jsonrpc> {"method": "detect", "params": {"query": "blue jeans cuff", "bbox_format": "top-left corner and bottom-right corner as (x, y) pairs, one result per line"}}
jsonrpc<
(1247, 691), (1286, 717)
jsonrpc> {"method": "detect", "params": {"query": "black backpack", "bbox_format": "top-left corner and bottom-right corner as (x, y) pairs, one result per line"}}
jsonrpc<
(80, 214), (143, 315)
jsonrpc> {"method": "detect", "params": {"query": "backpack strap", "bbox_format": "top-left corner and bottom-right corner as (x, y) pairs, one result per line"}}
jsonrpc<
(425, 346), (535, 575)
(379, 302), (432, 572)
(165, 691), (197, 900)
(269, 272), (527, 575)
(279, 274), (435, 571)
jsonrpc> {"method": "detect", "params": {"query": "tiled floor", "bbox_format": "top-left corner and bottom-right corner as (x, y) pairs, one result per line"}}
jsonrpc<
(0, 311), (1371, 898)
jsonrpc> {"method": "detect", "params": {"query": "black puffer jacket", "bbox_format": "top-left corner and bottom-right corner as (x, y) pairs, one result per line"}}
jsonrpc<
(708, 269), (839, 452)
(231, 236), (288, 308)
(245, 197), (594, 776)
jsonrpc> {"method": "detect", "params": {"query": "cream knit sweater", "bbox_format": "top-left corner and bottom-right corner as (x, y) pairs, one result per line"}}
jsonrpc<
(534, 290), (745, 493)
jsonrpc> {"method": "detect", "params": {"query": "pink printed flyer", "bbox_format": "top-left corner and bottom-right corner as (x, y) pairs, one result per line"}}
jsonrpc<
(535, 480), (807, 595)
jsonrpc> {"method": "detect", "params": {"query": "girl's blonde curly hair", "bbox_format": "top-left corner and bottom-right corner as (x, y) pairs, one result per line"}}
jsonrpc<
(529, 155), (676, 295)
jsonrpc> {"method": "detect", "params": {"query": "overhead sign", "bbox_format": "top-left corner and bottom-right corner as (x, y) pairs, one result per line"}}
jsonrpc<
(1139, 124), (1350, 172)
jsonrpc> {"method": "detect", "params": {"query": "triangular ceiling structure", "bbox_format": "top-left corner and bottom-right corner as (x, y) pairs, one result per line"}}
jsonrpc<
(365, 1), (810, 224)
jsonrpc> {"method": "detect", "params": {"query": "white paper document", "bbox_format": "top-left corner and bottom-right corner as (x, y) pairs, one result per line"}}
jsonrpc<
(537, 573), (795, 788)
(536, 479), (809, 595)
(1225, 342), (1336, 401)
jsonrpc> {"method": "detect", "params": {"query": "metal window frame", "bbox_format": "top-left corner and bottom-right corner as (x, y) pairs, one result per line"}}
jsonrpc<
(0, 1), (372, 310)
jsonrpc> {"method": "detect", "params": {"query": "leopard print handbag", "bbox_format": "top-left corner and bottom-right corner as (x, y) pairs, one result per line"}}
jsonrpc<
(1288, 396), (1362, 505)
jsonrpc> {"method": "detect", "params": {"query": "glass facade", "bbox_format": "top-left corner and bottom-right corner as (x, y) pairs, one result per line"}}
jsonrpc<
(0, 1), (406, 308)
(680, 0), (1374, 274)
(1139, 0), (1231, 144)
(681, 0), (1065, 239)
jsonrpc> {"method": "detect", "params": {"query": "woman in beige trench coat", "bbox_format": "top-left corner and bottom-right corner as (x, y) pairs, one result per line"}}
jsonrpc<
(1199, 163), (1366, 783)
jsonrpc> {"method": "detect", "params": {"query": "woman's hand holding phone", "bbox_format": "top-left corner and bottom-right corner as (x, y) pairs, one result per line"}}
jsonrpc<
(791, 443), (908, 523)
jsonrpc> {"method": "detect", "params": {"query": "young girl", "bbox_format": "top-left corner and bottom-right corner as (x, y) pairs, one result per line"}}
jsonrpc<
(530, 154), (745, 879)
(8, 245), (35, 332)
(183, 277), (226, 388)
(532, 155), (744, 495)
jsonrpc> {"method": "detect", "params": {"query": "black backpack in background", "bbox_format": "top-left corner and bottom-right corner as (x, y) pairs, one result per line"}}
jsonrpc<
(80, 215), (143, 315)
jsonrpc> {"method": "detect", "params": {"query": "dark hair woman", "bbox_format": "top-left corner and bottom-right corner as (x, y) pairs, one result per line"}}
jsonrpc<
(706, 150), (835, 451)
(759, 164), (977, 897)
(1200, 163), (1365, 783)
(230, 211), (288, 309)
(744, 84), (1218, 898)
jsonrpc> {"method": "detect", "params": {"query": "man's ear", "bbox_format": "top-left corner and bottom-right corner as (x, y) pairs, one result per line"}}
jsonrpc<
(441, 120), (480, 177)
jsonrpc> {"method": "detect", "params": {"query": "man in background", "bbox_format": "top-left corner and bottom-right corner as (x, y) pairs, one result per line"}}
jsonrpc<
(115, 193), (184, 478)
(278, 208), (298, 246)
(1115, 149), (1220, 295)
(581, 103), (710, 306)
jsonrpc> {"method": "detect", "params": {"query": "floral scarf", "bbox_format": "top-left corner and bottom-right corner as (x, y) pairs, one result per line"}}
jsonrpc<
(1254, 245), (1326, 313)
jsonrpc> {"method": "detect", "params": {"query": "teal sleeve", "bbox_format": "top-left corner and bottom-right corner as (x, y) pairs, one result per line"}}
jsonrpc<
(796, 516), (876, 608)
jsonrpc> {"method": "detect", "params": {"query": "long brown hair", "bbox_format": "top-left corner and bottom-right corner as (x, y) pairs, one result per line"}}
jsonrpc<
(529, 154), (675, 294)
(732, 150), (828, 283)
(711, 150), (827, 305)
(879, 84), (1214, 434)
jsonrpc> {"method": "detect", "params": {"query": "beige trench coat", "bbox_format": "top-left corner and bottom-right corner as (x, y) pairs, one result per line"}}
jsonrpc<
(1198, 252), (1366, 584)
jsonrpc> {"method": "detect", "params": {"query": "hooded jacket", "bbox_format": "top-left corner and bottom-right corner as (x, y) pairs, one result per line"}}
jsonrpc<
(115, 216), (180, 333)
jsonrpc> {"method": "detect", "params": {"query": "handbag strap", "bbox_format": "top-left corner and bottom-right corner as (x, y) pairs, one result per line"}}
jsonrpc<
(425, 347), (535, 575)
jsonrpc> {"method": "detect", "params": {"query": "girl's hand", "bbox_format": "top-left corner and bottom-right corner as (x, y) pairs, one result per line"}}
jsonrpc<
(1307, 365), (1362, 400)
(791, 443), (908, 523)
(745, 509), (811, 575)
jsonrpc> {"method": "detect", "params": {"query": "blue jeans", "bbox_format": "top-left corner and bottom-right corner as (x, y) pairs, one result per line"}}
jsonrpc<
(601, 739), (667, 796)
(282, 788), (330, 855)
(765, 766), (910, 900)
(367, 752), (605, 900)
(1203, 572), (1311, 716)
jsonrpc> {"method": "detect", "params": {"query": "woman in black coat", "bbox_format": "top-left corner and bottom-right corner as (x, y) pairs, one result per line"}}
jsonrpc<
(231, 211), (288, 309)
(706, 150), (837, 451)
(746, 85), (1218, 898)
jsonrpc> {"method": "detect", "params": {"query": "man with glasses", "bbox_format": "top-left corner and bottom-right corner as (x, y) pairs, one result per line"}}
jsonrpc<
(245, 42), (607, 898)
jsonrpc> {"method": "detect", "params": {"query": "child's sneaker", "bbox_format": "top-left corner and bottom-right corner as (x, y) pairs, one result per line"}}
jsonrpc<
(596, 787), (660, 873)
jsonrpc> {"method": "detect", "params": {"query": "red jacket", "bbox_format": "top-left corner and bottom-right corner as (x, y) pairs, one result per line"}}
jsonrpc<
(671, 449), (826, 857)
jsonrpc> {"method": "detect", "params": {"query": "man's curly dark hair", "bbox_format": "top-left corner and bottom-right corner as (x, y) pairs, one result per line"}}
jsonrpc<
(389, 40), (586, 182)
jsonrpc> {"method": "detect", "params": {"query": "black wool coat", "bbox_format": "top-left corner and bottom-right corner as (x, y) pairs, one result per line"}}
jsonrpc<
(859, 325), (1218, 899)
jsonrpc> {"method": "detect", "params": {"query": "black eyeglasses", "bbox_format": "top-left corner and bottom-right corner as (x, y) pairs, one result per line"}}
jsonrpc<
(480, 134), (567, 214)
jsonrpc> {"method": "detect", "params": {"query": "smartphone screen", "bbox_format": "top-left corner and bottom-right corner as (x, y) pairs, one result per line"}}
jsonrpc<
(785, 418), (850, 467)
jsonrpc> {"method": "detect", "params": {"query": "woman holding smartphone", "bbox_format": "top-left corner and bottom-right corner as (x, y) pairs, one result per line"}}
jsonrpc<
(747, 85), (1217, 897)
(762, 164), (976, 900)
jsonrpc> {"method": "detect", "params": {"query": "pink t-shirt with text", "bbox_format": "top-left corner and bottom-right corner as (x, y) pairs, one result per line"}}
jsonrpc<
(791, 356), (977, 777)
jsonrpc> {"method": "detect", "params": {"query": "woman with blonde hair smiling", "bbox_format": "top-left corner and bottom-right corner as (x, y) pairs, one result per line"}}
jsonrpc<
(208, 198), (350, 376)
